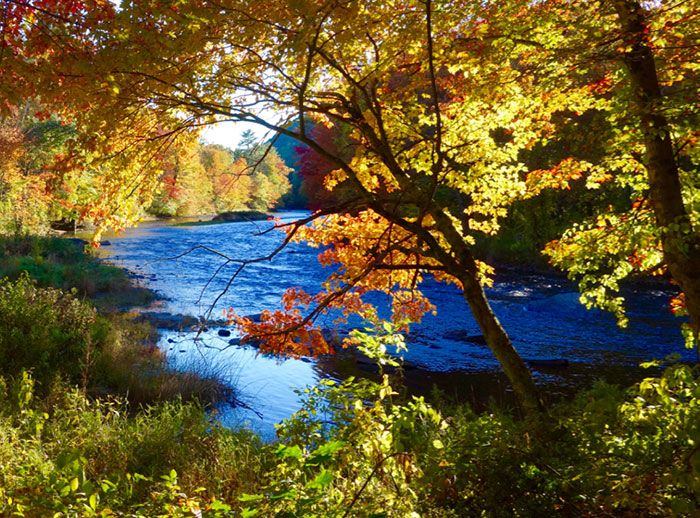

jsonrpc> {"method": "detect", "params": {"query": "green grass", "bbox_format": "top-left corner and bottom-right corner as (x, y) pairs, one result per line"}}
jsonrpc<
(0, 235), (155, 310)
(0, 373), (270, 516)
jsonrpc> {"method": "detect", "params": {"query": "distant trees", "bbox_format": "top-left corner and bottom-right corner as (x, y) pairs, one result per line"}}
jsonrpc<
(0, 105), (290, 235)
(148, 137), (291, 218)
(0, 113), (51, 234)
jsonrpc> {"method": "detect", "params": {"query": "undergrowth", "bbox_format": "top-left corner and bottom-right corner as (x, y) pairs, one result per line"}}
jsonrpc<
(0, 373), (268, 516)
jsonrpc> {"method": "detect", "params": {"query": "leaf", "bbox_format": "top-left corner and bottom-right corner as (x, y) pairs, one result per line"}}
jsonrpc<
(277, 444), (303, 459)
(307, 469), (334, 489)
(238, 493), (263, 502)
(307, 440), (345, 465)
(270, 489), (297, 501)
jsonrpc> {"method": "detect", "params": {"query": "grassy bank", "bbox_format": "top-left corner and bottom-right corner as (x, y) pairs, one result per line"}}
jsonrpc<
(0, 235), (232, 407)
(1, 360), (696, 516)
(0, 235), (271, 515)
(174, 210), (270, 227)
(0, 235), (154, 311)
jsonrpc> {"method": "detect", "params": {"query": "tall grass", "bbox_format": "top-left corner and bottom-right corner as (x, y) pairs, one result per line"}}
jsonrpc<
(0, 373), (270, 515)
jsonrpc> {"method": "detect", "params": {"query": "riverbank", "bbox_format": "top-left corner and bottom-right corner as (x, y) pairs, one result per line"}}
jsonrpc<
(0, 235), (235, 407)
(169, 210), (271, 227)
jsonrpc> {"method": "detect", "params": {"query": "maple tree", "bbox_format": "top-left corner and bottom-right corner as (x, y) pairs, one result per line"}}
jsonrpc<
(86, 0), (595, 414)
(519, 0), (700, 346)
(1, 0), (195, 239)
(4, 0), (698, 414)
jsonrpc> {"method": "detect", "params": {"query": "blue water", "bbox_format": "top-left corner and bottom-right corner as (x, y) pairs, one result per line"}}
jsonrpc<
(101, 211), (690, 438)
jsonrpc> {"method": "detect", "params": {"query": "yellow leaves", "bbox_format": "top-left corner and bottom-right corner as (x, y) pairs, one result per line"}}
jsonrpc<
(323, 168), (347, 191)
(475, 261), (495, 288)
(526, 158), (592, 196)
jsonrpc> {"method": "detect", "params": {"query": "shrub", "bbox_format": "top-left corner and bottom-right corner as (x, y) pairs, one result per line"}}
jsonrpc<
(0, 372), (269, 516)
(0, 275), (98, 390)
(415, 363), (700, 516)
(243, 326), (700, 517)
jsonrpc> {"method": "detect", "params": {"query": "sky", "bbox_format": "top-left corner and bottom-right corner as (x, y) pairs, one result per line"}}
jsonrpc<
(200, 120), (272, 150)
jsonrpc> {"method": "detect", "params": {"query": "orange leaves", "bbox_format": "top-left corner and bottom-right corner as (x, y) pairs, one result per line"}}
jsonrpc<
(231, 209), (451, 358)
(586, 74), (614, 95)
(234, 308), (333, 358)
(670, 293), (687, 317)
(391, 290), (435, 330)
(526, 158), (591, 195)
(281, 287), (316, 311)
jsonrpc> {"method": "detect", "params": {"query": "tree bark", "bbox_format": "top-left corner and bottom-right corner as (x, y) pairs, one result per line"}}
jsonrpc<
(613, 0), (700, 342)
(458, 265), (545, 417)
(418, 207), (544, 416)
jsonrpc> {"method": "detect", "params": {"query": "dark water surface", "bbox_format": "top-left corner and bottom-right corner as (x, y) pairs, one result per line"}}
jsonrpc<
(100, 211), (690, 439)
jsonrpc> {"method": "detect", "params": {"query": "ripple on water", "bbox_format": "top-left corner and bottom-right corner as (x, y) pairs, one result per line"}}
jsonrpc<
(99, 212), (689, 438)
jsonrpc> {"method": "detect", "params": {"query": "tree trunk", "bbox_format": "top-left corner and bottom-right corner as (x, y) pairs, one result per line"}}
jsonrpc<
(613, 0), (700, 342)
(458, 267), (544, 417)
(418, 206), (545, 417)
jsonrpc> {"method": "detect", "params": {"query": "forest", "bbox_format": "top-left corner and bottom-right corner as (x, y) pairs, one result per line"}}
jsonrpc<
(0, 0), (698, 516)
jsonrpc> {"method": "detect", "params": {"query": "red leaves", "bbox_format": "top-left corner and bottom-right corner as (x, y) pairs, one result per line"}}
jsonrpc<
(229, 295), (333, 358)
(587, 74), (614, 95)
(670, 293), (687, 317)
(526, 157), (589, 194)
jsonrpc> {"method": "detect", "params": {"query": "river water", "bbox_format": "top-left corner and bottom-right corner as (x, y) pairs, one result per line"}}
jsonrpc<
(100, 211), (690, 439)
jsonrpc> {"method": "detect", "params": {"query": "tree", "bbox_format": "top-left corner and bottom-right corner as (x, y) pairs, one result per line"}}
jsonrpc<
(1, 0), (199, 239)
(84, 0), (598, 415)
(7, 0), (697, 412)
(610, 0), (699, 345)
(519, 0), (700, 347)
(297, 121), (356, 211)
(0, 112), (51, 234)
(233, 138), (292, 211)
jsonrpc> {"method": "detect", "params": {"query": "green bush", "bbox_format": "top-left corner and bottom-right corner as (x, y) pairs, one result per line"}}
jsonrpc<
(0, 275), (230, 408)
(0, 372), (268, 516)
(415, 363), (700, 516)
(245, 351), (699, 517)
(0, 275), (99, 390)
(0, 309), (695, 517)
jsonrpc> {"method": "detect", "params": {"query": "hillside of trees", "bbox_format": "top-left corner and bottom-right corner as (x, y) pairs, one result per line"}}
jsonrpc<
(148, 131), (291, 218)
(0, 109), (292, 236)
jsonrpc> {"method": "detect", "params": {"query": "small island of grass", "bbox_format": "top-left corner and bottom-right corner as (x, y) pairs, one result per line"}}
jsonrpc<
(174, 210), (271, 227)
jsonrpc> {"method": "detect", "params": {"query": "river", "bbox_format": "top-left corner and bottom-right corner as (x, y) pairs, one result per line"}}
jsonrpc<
(100, 211), (690, 439)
